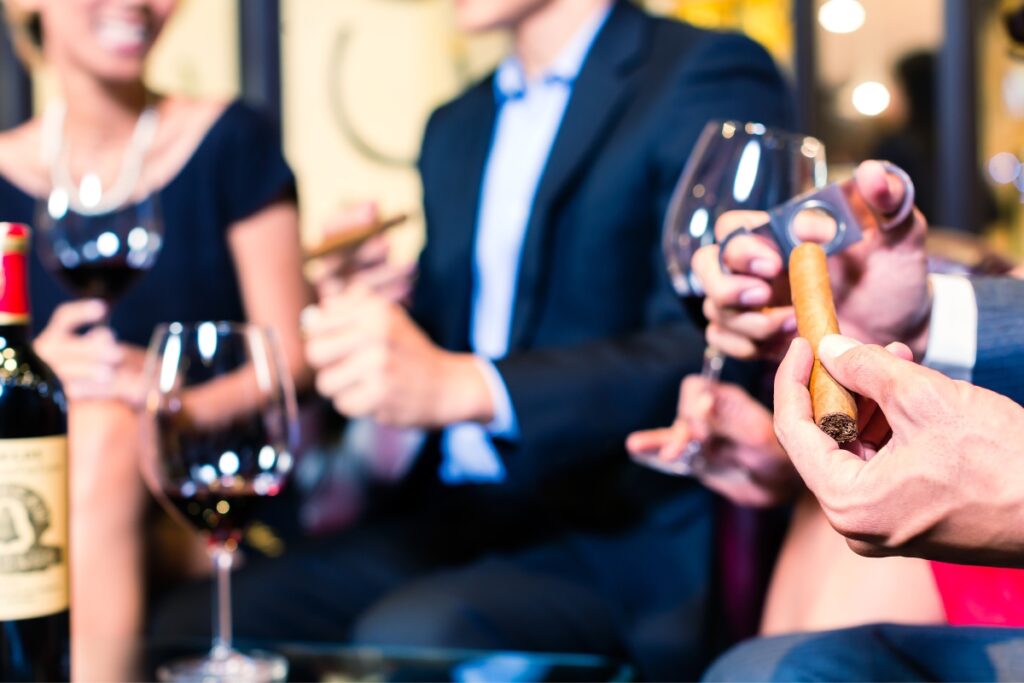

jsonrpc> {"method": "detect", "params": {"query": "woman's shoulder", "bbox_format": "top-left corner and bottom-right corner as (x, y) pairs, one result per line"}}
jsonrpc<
(155, 96), (294, 224)
(152, 97), (283, 182)
(149, 96), (275, 191)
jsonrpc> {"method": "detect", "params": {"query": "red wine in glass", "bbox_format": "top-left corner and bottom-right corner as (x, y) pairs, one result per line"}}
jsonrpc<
(157, 411), (289, 545)
(57, 262), (146, 302)
(142, 322), (296, 682)
(36, 193), (163, 305)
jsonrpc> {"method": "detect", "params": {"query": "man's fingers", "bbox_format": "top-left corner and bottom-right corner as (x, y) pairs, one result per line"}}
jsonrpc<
(304, 327), (369, 370)
(348, 262), (416, 295)
(322, 201), (379, 236)
(846, 538), (892, 559)
(817, 334), (917, 417)
(333, 380), (385, 421)
(302, 288), (380, 336)
(884, 341), (914, 362)
(774, 338), (864, 491)
(314, 347), (385, 402)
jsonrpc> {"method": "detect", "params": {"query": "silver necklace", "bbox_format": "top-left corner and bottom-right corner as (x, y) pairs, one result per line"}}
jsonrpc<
(41, 100), (159, 216)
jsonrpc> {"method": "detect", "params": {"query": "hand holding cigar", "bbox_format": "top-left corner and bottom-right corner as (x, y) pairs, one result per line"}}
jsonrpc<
(304, 206), (415, 302)
(788, 242), (858, 444)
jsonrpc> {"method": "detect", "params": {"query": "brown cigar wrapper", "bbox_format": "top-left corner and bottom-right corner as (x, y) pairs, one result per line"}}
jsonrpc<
(788, 243), (858, 444)
(303, 213), (408, 261)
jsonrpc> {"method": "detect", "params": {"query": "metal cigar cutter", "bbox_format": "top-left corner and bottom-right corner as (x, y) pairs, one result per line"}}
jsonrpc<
(718, 161), (916, 269)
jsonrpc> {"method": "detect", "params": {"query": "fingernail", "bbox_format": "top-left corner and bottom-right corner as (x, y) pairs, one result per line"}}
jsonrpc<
(739, 287), (771, 306)
(818, 334), (860, 361)
(749, 258), (778, 278)
(782, 315), (798, 333)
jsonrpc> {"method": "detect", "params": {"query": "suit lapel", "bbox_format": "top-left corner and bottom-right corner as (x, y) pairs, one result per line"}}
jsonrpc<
(507, 1), (650, 349)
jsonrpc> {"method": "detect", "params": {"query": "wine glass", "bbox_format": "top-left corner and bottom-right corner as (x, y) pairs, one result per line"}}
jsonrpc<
(35, 187), (163, 306)
(632, 121), (826, 476)
(141, 322), (297, 682)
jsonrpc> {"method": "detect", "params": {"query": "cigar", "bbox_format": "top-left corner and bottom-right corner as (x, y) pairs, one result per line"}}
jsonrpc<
(304, 213), (408, 261)
(788, 243), (858, 444)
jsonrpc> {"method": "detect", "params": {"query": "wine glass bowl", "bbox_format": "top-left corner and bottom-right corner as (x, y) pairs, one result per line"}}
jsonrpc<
(142, 322), (296, 682)
(663, 121), (827, 299)
(36, 191), (163, 303)
(631, 121), (826, 477)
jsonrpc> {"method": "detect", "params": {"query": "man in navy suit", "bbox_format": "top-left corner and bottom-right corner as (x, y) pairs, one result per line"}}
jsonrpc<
(154, 0), (792, 677)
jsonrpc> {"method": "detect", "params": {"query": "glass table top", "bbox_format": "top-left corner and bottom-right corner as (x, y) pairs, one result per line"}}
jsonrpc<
(144, 640), (635, 682)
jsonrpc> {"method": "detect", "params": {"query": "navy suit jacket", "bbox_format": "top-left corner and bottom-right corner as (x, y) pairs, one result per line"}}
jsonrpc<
(412, 1), (793, 525)
(971, 277), (1024, 403)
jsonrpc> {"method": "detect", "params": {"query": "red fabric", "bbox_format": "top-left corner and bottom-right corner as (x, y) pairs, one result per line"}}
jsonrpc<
(931, 562), (1024, 626)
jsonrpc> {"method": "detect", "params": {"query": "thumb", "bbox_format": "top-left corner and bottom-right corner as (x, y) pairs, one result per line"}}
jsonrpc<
(854, 160), (906, 220)
(817, 334), (913, 418)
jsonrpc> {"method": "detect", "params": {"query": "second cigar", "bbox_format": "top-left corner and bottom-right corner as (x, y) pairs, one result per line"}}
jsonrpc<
(789, 242), (858, 444)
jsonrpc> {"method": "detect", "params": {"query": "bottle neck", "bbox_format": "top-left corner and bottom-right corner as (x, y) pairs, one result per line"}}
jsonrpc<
(1, 226), (31, 340)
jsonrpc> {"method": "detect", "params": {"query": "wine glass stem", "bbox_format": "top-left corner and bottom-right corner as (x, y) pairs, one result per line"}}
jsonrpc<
(681, 346), (726, 470)
(210, 545), (234, 660)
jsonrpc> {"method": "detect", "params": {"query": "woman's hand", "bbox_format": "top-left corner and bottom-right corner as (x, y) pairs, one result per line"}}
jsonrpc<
(627, 377), (799, 507)
(33, 300), (147, 406)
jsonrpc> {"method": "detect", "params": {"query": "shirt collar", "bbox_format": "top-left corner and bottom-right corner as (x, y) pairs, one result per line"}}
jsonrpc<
(493, 2), (613, 102)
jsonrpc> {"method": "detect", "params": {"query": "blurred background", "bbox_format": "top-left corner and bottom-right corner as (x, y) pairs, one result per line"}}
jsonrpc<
(2, 0), (1020, 255)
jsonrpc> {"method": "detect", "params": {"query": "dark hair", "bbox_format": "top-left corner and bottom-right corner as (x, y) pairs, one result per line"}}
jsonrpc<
(25, 10), (40, 47)
(1007, 6), (1024, 47)
(0, 2), (44, 67)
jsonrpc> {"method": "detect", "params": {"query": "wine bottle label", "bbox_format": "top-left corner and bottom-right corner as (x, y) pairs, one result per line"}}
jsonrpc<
(0, 436), (68, 620)
(0, 224), (29, 325)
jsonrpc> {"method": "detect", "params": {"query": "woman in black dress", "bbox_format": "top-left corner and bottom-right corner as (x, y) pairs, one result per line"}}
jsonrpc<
(0, 0), (311, 677)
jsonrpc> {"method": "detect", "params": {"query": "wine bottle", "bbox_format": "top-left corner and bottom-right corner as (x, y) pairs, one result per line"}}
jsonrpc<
(0, 223), (70, 682)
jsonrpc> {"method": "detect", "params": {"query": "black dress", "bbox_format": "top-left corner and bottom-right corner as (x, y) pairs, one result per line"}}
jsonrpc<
(0, 100), (297, 346)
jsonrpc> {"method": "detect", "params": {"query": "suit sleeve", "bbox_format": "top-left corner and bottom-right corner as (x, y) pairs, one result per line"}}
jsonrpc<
(971, 276), (1024, 404)
(492, 32), (792, 483)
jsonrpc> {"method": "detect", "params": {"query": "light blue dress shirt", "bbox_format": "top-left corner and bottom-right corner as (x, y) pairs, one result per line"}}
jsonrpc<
(439, 4), (613, 484)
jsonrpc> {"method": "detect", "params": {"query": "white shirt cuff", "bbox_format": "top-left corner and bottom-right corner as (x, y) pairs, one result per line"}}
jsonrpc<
(474, 357), (520, 440)
(921, 273), (977, 382)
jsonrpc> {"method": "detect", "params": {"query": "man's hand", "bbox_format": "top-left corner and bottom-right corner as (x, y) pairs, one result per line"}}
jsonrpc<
(774, 334), (1024, 567)
(627, 376), (799, 507)
(306, 202), (415, 303)
(303, 286), (494, 429)
(693, 160), (931, 359)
